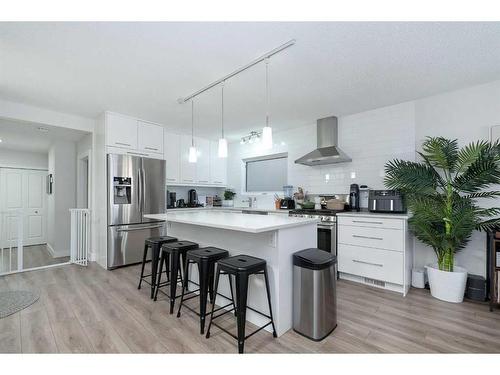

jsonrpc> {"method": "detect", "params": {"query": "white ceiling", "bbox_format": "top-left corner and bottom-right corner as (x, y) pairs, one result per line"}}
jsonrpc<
(1, 22), (500, 140)
(0, 117), (89, 153)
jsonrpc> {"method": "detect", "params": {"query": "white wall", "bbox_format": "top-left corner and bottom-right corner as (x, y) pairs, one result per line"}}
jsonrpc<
(0, 149), (48, 170)
(228, 101), (416, 208)
(47, 140), (77, 257)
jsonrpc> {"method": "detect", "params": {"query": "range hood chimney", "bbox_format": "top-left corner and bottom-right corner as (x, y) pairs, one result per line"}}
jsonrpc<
(295, 116), (351, 166)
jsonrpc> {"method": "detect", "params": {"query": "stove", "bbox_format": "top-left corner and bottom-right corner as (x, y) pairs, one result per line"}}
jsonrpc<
(289, 209), (340, 255)
(289, 209), (343, 224)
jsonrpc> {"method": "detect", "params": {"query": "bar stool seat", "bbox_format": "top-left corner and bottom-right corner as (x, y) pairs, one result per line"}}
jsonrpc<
(205, 254), (277, 353)
(138, 235), (178, 298)
(217, 255), (266, 273)
(155, 240), (199, 313)
(177, 247), (232, 334)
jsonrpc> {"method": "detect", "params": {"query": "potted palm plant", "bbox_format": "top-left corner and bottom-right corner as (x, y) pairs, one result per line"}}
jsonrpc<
(384, 137), (500, 303)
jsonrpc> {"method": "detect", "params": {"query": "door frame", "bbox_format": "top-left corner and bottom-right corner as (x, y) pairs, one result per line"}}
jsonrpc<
(77, 149), (92, 209)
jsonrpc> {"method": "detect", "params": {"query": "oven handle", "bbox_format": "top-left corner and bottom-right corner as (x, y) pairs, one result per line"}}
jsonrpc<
(317, 224), (336, 230)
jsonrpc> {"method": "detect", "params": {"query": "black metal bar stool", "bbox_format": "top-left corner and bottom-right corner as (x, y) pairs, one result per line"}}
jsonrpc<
(155, 240), (199, 313)
(176, 247), (235, 334)
(205, 254), (277, 354)
(138, 236), (178, 298)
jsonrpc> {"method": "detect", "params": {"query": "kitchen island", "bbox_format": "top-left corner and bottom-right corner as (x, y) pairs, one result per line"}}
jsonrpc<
(145, 210), (317, 336)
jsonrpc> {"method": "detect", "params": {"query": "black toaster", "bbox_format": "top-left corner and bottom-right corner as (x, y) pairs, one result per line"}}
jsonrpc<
(368, 190), (406, 213)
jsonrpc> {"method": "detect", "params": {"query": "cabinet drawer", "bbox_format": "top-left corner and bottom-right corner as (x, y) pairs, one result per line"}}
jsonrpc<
(338, 225), (404, 252)
(338, 244), (403, 284)
(337, 215), (403, 230)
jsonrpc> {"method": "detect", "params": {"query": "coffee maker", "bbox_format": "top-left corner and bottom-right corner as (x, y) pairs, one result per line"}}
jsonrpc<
(349, 183), (360, 212)
(167, 191), (177, 208)
(188, 189), (198, 207)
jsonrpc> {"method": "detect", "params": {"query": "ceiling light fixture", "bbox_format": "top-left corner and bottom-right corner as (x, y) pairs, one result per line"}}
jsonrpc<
(262, 58), (273, 150)
(218, 82), (228, 158)
(177, 40), (295, 151)
(188, 99), (197, 163)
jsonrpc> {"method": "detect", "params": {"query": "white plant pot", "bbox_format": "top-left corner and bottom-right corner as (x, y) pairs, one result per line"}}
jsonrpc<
(222, 200), (234, 207)
(425, 263), (468, 303)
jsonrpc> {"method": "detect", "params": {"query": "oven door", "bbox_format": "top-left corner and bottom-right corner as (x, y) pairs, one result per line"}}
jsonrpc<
(317, 223), (337, 255)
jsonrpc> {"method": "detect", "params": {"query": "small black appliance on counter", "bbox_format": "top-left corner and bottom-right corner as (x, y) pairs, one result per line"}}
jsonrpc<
(349, 184), (360, 212)
(368, 190), (406, 213)
(167, 191), (177, 208)
(188, 189), (198, 206)
(280, 198), (295, 209)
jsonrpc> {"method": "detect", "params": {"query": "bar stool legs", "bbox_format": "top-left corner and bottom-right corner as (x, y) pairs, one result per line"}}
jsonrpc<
(137, 243), (149, 290)
(205, 260), (277, 354)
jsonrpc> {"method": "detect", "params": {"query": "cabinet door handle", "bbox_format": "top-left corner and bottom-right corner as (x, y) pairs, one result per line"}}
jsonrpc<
(115, 142), (132, 147)
(145, 147), (158, 151)
(352, 234), (383, 241)
(127, 151), (148, 157)
(352, 220), (384, 225)
(352, 259), (383, 267)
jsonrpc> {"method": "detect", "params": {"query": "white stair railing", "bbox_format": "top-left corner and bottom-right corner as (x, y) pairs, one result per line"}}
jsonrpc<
(0, 210), (23, 275)
(70, 209), (91, 266)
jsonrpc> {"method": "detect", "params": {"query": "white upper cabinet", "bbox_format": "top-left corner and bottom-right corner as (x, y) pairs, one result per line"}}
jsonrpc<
(106, 113), (138, 149)
(164, 131), (180, 183)
(179, 135), (196, 183)
(195, 137), (210, 184)
(209, 140), (227, 185)
(138, 121), (164, 154)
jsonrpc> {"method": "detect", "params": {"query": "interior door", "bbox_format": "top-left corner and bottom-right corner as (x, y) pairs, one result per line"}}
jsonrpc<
(24, 170), (47, 246)
(0, 168), (47, 247)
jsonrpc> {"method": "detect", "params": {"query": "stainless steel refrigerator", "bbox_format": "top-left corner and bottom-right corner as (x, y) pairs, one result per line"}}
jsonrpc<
(107, 154), (166, 269)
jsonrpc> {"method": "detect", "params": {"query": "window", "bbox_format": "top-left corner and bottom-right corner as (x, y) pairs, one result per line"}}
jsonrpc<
(245, 154), (287, 192)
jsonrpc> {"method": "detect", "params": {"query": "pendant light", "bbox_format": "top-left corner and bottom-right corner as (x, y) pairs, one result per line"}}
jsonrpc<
(218, 82), (228, 158)
(262, 58), (273, 150)
(188, 99), (197, 163)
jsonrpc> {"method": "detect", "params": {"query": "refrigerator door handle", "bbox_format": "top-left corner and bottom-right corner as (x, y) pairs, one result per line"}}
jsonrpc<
(116, 224), (163, 232)
(142, 168), (146, 213)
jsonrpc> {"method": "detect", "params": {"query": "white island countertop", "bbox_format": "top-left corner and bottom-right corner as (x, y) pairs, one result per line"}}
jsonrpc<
(144, 211), (318, 233)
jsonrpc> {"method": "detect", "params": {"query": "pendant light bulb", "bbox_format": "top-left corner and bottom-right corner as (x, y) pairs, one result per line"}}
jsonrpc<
(189, 99), (197, 163)
(188, 146), (197, 163)
(262, 58), (273, 150)
(218, 82), (228, 158)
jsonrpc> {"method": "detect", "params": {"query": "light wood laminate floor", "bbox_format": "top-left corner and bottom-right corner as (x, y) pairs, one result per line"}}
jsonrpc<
(1, 262), (499, 353)
(0, 245), (69, 274)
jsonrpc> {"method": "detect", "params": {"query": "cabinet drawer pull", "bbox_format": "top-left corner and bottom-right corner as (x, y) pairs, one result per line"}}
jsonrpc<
(352, 220), (384, 225)
(145, 147), (159, 151)
(198, 180), (208, 183)
(126, 151), (148, 156)
(115, 142), (132, 147)
(352, 259), (383, 267)
(214, 181), (223, 184)
(182, 179), (194, 182)
(352, 234), (383, 240)
(166, 178), (177, 182)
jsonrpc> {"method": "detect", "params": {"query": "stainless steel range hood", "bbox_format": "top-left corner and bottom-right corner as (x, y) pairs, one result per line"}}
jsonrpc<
(295, 116), (351, 166)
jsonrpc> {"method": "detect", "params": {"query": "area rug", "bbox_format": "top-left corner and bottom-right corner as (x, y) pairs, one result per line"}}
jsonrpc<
(0, 290), (40, 318)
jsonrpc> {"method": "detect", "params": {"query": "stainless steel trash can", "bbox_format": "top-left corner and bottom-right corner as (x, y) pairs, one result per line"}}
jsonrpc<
(293, 248), (337, 341)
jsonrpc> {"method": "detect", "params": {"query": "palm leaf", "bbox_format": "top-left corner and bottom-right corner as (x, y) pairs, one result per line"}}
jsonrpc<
(421, 137), (459, 172)
(384, 159), (438, 194)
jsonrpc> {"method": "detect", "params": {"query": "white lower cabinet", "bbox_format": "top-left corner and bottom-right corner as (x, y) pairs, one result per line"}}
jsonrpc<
(337, 213), (412, 296)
